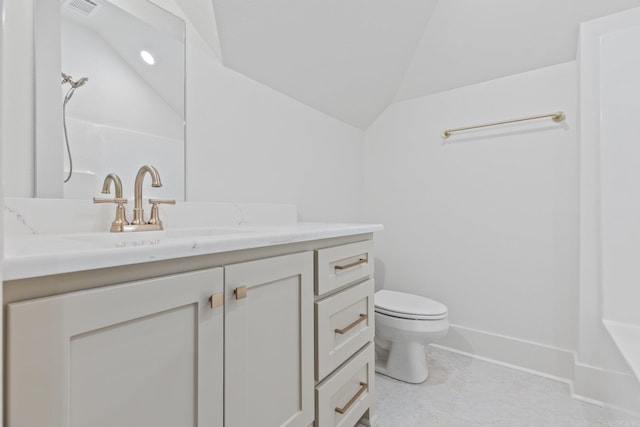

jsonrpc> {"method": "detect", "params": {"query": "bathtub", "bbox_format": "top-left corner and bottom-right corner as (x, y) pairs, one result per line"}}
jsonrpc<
(603, 321), (640, 382)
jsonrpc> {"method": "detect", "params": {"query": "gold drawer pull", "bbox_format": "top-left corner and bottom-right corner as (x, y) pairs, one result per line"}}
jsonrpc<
(335, 314), (368, 335)
(209, 293), (224, 309)
(334, 258), (367, 271)
(234, 286), (248, 300)
(335, 382), (368, 414)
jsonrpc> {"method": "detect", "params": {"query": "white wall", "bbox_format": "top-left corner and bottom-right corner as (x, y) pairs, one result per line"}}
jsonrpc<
(364, 62), (579, 372)
(184, 40), (364, 221)
(1, 0), (364, 222)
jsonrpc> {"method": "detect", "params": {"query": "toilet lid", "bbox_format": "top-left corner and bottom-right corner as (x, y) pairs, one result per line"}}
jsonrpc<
(375, 290), (448, 320)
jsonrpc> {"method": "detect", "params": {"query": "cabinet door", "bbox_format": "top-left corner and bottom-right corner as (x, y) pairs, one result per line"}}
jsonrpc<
(225, 252), (314, 427)
(7, 268), (224, 427)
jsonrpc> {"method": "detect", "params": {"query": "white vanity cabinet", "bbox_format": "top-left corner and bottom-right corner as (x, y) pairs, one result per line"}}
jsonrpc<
(225, 251), (314, 427)
(314, 241), (376, 427)
(3, 233), (377, 427)
(6, 268), (224, 427)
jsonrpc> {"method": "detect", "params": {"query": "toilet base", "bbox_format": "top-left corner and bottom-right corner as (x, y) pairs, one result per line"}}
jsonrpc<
(375, 341), (429, 384)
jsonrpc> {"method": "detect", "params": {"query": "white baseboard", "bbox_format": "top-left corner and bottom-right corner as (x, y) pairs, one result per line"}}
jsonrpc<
(432, 324), (576, 382)
(572, 361), (605, 403)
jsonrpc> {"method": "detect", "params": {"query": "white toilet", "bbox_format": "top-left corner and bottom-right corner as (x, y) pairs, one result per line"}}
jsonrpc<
(374, 290), (449, 383)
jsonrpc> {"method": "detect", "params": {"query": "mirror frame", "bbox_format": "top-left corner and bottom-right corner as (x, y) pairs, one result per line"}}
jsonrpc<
(34, 0), (186, 200)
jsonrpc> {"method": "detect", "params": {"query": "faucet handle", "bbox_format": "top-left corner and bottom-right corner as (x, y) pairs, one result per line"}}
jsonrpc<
(148, 199), (176, 205)
(148, 199), (176, 227)
(93, 197), (128, 204)
(93, 197), (129, 232)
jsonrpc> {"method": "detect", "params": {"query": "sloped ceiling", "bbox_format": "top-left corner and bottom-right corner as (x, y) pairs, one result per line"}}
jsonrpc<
(204, 0), (640, 128)
(174, 0), (222, 58)
(211, 0), (438, 129)
(395, 0), (640, 102)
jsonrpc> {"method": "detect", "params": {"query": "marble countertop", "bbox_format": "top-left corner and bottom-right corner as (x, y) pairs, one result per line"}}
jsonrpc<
(3, 222), (383, 281)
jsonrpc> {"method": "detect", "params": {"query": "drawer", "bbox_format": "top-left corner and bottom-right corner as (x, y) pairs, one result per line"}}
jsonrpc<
(315, 241), (374, 296)
(316, 279), (374, 381)
(315, 343), (375, 427)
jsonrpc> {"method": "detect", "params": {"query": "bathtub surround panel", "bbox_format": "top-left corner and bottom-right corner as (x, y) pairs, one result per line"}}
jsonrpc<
(599, 23), (640, 326)
(364, 63), (579, 363)
(603, 321), (640, 382)
(600, 328), (640, 418)
(61, 119), (183, 200)
(580, 7), (640, 418)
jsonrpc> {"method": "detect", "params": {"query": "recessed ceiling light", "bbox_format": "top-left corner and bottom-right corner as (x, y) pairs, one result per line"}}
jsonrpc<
(140, 50), (155, 65)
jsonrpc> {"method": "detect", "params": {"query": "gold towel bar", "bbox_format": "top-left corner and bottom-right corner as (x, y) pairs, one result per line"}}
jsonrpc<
(442, 111), (565, 138)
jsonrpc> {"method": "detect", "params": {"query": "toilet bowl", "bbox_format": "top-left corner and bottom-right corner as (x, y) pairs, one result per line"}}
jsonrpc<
(374, 290), (449, 384)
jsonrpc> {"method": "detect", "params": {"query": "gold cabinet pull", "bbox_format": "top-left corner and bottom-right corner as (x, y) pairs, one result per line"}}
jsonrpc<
(335, 382), (368, 414)
(335, 314), (368, 335)
(209, 293), (224, 309)
(334, 258), (367, 271)
(234, 286), (248, 300)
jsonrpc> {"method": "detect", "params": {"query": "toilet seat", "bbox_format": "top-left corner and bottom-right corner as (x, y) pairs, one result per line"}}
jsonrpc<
(375, 290), (447, 320)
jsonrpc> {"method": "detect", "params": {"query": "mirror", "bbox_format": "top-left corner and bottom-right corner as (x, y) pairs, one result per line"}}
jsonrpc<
(36, 0), (185, 200)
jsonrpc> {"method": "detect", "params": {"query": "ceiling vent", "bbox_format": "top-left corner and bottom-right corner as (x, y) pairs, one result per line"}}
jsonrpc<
(64, 0), (102, 17)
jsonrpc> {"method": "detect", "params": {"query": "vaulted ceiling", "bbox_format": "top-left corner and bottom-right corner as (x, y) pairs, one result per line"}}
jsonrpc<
(395, 0), (640, 103)
(183, 0), (640, 129)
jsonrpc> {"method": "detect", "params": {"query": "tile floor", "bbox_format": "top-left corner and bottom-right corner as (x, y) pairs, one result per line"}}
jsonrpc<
(373, 346), (640, 427)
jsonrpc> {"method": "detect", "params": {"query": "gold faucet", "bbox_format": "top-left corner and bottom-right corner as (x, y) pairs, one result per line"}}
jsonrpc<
(93, 166), (175, 232)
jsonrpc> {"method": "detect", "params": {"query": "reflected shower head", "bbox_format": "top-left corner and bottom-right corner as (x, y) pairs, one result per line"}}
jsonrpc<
(73, 77), (89, 88)
(61, 72), (89, 184)
(61, 72), (89, 89)
(62, 74), (89, 105)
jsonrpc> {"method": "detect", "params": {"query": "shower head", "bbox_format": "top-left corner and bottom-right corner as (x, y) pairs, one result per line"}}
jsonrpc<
(62, 75), (88, 105)
(61, 72), (89, 89)
(73, 77), (89, 88)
